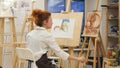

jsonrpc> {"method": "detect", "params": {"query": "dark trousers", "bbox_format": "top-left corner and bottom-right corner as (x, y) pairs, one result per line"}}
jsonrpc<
(0, 66), (2, 68)
(36, 53), (57, 68)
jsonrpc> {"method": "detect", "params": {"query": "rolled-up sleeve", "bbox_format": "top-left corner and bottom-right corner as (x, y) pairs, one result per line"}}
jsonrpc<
(45, 34), (69, 60)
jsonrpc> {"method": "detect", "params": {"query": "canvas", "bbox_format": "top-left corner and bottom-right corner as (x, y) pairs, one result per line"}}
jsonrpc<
(83, 12), (102, 37)
(51, 12), (83, 47)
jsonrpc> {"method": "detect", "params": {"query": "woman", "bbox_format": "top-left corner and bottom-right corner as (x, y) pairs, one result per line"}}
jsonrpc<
(26, 9), (86, 68)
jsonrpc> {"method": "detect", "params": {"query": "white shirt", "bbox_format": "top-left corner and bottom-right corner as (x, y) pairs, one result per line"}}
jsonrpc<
(26, 26), (69, 61)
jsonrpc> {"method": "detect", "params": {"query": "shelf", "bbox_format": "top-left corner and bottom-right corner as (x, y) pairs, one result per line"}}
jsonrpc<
(103, 58), (116, 61)
(109, 3), (118, 8)
(63, 48), (94, 51)
(103, 58), (120, 68)
(108, 18), (118, 21)
(101, 4), (118, 9)
(105, 0), (119, 64)
(108, 6), (118, 9)
(108, 35), (118, 38)
(107, 47), (114, 50)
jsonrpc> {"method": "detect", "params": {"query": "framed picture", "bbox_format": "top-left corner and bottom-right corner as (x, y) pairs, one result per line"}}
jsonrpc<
(52, 18), (75, 38)
(46, 0), (65, 13)
(71, 0), (85, 12)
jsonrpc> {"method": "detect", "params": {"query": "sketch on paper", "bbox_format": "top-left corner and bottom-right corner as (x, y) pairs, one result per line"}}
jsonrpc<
(51, 18), (75, 38)
(83, 12), (101, 36)
(13, 0), (30, 10)
(13, 0), (31, 24)
(0, 0), (15, 16)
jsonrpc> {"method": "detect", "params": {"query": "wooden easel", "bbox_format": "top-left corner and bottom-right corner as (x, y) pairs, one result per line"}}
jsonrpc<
(12, 1), (35, 68)
(51, 11), (83, 68)
(65, 0), (74, 68)
(48, 0), (74, 67)
(0, 16), (17, 67)
(56, 0), (84, 68)
(19, 14), (34, 42)
(76, 0), (106, 68)
(77, 33), (106, 68)
(60, 0), (85, 68)
(12, 14), (34, 68)
(19, 0), (35, 42)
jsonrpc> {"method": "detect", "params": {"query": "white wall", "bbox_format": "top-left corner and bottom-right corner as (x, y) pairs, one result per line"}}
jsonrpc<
(34, 0), (45, 10)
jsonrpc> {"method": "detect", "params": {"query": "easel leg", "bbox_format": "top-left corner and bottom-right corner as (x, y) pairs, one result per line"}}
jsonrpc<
(68, 47), (73, 68)
(9, 18), (17, 68)
(58, 58), (63, 68)
(0, 18), (4, 66)
(86, 38), (91, 61)
(93, 38), (97, 68)
(20, 14), (27, 42)
(12, 43), (18, 68)
(76, 37), (87, 68)
(0, 47), (2, 65)
(79, 37), (87, 56)
(28, 21), (34, 32)
(12, 54), (18, 68)
(97, 44), (101, 68)
(59, 47), (63, 68)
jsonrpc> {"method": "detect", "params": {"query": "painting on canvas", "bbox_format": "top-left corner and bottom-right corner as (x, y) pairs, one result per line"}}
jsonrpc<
(83, 12), (101, 37)
(51, 18), (75, 38)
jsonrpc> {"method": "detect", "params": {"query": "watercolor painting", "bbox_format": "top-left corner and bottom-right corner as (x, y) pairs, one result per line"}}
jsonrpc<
(51, 18), (75, 38)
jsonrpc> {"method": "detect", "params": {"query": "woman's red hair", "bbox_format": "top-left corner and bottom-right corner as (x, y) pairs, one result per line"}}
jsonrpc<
(31, 9), (51, 27)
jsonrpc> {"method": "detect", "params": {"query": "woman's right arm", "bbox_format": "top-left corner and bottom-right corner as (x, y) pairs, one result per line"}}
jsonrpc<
(68, 55), (86, 63)
(45, 34), (86, 63)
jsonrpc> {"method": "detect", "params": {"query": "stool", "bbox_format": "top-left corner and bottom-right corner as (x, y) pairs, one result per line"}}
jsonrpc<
(16, 47), (37, 68)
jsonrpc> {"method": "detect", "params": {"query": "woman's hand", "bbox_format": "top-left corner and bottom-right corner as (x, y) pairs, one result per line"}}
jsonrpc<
(78, 56), (86, 63)
(68, 55), (86, 63)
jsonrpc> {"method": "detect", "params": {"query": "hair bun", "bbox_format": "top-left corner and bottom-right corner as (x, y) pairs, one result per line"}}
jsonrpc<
(31, 9), (51, 27)
(31, 9), (43, 17)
